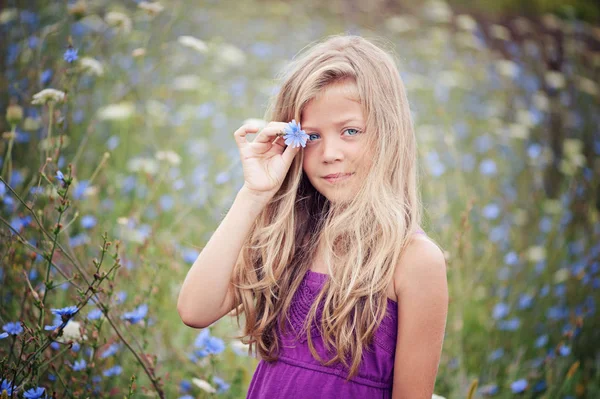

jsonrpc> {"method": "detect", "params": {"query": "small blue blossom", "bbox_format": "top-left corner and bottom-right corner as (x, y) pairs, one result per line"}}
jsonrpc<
(492, 302), (509, 320)
(100, 343), (121, 359)
(103, 365), (122, 377)
(87, 308), (103, 320)
(23, 386), (46, 399)
(0, 332), (8, 339)
(179, 380), (192, 393)
(479, 383), (499, 396)
(213, 376), (230, 393)
(510, 378), (527, 393)
(44, 315), (63, 331)
(194, 329), (225, 357)
(1, 378), (18, 395)
(557, 344), (571, 356)
(72, 359), (87, 371)
(283, 119), (309, 148)
(533, 380), (547, 393)
(56, 170), (65, 183)
(80, 215), (97, 229)
(63, 48), (79, 63)
(122, 303), (148, 324)
(51, 305), (78, 321)
(3, 321), (23, 336)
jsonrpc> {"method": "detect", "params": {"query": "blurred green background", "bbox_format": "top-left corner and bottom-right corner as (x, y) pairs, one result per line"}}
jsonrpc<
(1, 0), (599, 398)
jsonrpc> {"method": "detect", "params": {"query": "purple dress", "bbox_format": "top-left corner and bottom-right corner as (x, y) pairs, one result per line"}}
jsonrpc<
(246, 272), (398, 398)
(246, 230), (426, 398)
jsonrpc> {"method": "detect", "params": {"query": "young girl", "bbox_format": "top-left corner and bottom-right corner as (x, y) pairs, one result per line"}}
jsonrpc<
(177, 35), (449, 399)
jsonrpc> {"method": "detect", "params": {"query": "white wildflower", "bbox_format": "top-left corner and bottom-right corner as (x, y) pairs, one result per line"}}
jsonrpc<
(97, 102), (135, 121)
(80, 57), (104, 76)
(422, 0), (453, 23)
(576, 76), (598, 96)
(178, 35), (208, 53)
(155, 150), (181, 166)
(554, 268), (570, 284)
(56, 320), (88, 343)
(132, 48), (146, 58)
(543, 199), (561, 215)
(384, 15), (420, 34)
(495, 59), (518, 79)
(192, 378), (216, 394)
(172, 75), (203, 91)
(432, 395), (447, 399)
(545, 71), (565, 89)
(138, 1), (164, 16)
(230, 340), (249, 356)
(455, 14), (477, 32)
(533, 91), (549, 112)
(508, 123), (529, 140)
(105, 11), (132, 33)
(216, 43), (246, 67)
(31, 88), (66, 105)
(127, 157), (159, 175)
(526, 246), (546, 263)
(489, 24), (511, 41)
(0, 8), (18, 24)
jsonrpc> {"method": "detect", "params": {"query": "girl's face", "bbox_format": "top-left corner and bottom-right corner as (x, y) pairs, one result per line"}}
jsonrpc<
(300, 81), (371, 203)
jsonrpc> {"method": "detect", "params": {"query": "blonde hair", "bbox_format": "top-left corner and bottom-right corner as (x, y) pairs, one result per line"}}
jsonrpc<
(231, 34), (423, 381)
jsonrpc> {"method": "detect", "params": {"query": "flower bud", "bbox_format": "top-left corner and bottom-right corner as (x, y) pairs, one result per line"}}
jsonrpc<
(6, 104), (23, 125)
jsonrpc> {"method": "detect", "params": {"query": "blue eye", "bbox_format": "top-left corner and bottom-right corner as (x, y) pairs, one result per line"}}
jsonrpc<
(345, 128), (361, 136)
(308, 133), (320, 141)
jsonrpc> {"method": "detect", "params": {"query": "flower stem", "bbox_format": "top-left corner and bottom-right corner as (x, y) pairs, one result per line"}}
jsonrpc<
(1, 125), (16, 184)
(45, 102), (55, 162)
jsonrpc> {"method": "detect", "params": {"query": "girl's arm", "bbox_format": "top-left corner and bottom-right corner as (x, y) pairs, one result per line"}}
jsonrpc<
(177, 186), (269, 328)
(391, 237), (449, 399)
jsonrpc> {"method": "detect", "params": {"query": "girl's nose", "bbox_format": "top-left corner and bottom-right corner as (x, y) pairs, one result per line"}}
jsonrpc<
(321, 138), (345, 163)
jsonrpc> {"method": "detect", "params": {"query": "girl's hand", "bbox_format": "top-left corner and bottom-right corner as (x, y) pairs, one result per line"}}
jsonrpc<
(233, 121), (302, 200)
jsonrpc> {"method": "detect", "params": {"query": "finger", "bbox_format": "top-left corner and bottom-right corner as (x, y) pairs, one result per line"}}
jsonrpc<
(233, 124), (260, 147)
(280, 141), (302, 166)
(254, 124), (288, 144)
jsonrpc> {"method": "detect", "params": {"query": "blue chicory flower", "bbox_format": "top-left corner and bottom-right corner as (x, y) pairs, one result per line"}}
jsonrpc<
(63, 48), (78, 63)
(103, 365), (122, 377)
(72, 359), (87, 371)
(282, 119), (309, 148)
(511, 378), (528, 393)
(2, 321), (23, 336)
(1, 378), (18, 395)
(23, 386), (46, 399)
(122, 304), (148, 324)
(51, 305), (79, 321)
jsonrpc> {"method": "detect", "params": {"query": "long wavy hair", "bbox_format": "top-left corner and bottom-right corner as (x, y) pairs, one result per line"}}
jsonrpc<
(230, 34), (424, 381)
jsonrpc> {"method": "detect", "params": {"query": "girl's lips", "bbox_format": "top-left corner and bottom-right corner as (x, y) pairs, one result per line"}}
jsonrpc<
(323, 173), (354, 183)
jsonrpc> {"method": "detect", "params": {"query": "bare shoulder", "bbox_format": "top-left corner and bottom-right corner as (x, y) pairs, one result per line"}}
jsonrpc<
(393, 235), (448, 298)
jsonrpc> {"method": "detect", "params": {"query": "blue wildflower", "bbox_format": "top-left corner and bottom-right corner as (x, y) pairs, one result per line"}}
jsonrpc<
(3, 321), (23, 336)
(492, 302), (509, 320)
(179, 380), (192, 393)
(479, 383), (499, 396)
(557, 344), (571, 356)
(1, 379), (18, 395)
(497, 317), (521, 331)
(213, 376), (230, 393)
(87, 308), (103, 320)
(0, 332), (8, 339)
(103, 365), (122, 377)
(72, 359), (87, 371)
(122, 303), (148, 324)
(182, 248), (199, 264)
(282, 119), (309, 148)
(533, 380), (547, 393)
(51, 305), (79, 321)
(487, 348), (504, 362)
(479, 159), (497, 176)
(194, 329), (225, 357)
(63, 48), (79, 63)
(44, 315), (63, 331)
(100, 343), (121, 359)
(178, 396), (194, 399)
(23, 386), (46, 399)
(80, 215), (97, 229)
(56, 170), (65, 183)
(510, 378), (527, 393)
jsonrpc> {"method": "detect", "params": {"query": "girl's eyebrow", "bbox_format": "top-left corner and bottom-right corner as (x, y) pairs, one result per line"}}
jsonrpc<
(302, 117), (363, 131)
